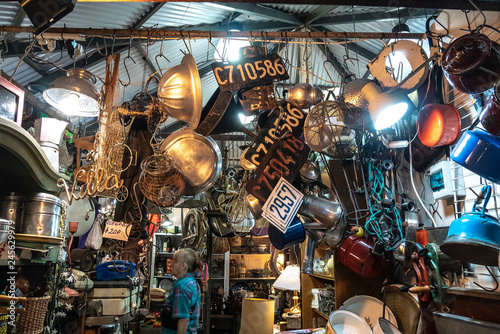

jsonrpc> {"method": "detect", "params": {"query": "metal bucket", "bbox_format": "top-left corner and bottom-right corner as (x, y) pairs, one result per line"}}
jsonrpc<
(20, 193), (63, 238)
(0, 195), (24, 233)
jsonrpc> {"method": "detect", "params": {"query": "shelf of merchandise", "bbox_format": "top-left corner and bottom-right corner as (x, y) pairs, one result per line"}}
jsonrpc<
(301, 247), (385, 329)
(150, 233), (183, 290)
(310, 273), (335, 282)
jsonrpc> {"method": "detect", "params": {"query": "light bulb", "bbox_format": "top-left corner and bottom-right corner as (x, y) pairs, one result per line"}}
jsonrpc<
(374, 102), (408, 130)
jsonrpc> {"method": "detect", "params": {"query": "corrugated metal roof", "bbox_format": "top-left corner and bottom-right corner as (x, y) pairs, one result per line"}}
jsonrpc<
(144, 3), (230, 28)
(1, 56), (43, 86)
(265, 4), (321, 15)
(0, 2), (19, 26)
(200, 72), (219, 106)
(21, 3), (154, 29)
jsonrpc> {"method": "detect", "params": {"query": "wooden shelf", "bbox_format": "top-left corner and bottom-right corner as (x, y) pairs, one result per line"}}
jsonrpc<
(311, 273), (335, 282)
(312, 308), (329, 320)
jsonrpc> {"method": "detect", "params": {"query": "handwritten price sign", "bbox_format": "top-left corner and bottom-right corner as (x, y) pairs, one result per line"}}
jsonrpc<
(212, 54), (289, 91)
(103, 221), (132, 242)
(262, 178), (303, 233)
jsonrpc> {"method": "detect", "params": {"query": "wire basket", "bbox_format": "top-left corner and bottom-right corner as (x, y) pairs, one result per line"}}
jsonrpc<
(139, 154), (185, 207)
(15, 296), (50, 334)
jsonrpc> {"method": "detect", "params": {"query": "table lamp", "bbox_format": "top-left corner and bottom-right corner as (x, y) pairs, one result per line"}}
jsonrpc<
(272, 264), (301, 314)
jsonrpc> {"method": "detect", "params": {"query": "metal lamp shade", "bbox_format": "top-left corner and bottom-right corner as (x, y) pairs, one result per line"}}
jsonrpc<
(43, 68), (99, 117)
(157, 54), (202, 128)
(361, 82), (408, 130)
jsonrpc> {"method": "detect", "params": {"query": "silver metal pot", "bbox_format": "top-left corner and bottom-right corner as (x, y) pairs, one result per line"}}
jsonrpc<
(0, 195), (24, 233)
(20, 193), (63, 238)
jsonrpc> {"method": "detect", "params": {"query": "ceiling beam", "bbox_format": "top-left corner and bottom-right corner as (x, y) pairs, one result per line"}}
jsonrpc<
(0, 26), (425, 40)
(182, 21), (298, 32)
(208, 3), (303, 25)
(132, 3), (167, 29)
(314, 25), (377, 61)
(311, 8), (431, 26)
(66, 0), (500, 11)
(304, 5), (339, 25)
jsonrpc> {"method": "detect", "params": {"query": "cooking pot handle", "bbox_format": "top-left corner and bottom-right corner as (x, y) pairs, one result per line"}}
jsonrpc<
(472, 185), (492, 215)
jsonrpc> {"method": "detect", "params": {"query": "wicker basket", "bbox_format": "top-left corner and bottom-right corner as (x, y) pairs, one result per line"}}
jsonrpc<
(15, 296), (50, 334)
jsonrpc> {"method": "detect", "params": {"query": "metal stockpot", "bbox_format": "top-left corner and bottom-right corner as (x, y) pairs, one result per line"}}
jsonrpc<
(0, 195), (24, 233)
(441, 185), (500, 266)
(20, 193), (63, 238)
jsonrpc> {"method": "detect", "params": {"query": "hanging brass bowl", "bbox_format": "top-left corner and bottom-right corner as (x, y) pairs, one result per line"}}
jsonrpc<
(157, 54), (202, 128)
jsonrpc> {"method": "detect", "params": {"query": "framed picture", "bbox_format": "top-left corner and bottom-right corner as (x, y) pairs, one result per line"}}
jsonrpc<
(0, 76), (25, 127)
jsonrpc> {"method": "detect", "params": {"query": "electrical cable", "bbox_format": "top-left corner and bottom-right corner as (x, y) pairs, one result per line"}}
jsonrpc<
(408, 139), (437, 227)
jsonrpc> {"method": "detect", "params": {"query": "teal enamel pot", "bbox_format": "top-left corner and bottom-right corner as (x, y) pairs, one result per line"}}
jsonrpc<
(441, 185), (500, 266)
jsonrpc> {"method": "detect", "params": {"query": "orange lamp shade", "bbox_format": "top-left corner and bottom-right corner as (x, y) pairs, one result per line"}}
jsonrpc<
(417, 104), (461, 148)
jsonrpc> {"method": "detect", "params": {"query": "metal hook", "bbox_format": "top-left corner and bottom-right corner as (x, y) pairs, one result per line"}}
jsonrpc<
(468, 0), (487, 31)
(473, 266), (499, 292)
(111, 29), (116, 54)
(155, 30), (170, 76)
(122, 36), (136, 87)
(179, 30), (190, 54)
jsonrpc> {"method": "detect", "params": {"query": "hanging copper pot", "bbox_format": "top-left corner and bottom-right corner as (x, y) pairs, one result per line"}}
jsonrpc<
(441, 33), (500, 94)
(480, 80), (500, 136)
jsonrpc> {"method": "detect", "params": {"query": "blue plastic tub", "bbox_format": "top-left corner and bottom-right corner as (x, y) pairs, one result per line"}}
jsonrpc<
(96, 260), (136, 281)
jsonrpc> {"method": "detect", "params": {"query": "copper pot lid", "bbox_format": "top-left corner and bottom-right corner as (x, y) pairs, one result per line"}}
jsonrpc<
(442, 33), (492, 76)
(160, 129), (222, 196)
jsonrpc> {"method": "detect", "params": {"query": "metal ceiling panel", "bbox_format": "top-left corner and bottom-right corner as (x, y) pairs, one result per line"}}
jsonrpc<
(200, 73), (219, 107)
(265, 4), (322, 15)
(144, 3), (230, 28)
(1, 56), (43, 86)
(0, 2), (19, 26)
(21, 3), (154, 29)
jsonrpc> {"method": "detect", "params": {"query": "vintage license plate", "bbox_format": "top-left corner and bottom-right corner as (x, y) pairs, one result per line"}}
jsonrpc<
(212, 53), (289, 91)
(262, 178), (303, 233)
(246, 134), (310, 204)
(244, 102), (306, 167)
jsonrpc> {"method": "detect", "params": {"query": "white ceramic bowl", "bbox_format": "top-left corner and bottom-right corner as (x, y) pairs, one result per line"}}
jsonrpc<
(339, 295), (398, 329)
(326, 310), (373, 334)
